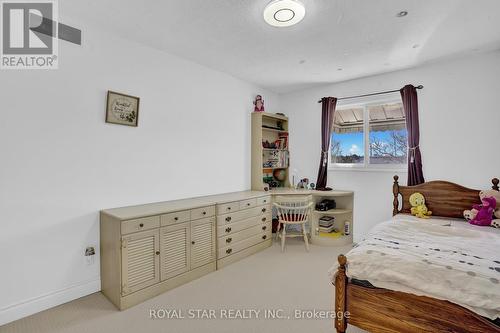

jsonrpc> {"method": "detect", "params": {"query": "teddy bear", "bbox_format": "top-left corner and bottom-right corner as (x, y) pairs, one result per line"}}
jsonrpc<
(463, 189), (500, 227)
(469, 196), (496, 226)
(409, 192), (432, 218)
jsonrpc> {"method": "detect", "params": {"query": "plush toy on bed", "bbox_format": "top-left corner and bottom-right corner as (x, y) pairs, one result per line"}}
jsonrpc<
(409, 192), (432, 219)
(463, 189), (500, 228)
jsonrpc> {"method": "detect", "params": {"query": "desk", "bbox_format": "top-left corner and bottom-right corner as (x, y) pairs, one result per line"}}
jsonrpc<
(269, 188), (354, 246)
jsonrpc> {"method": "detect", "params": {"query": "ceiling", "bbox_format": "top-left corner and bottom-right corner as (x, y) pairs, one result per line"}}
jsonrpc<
(61, 0), (500, 93)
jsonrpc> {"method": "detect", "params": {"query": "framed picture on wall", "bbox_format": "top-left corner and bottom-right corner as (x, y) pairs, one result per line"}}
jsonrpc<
(105, 91), (140, 127)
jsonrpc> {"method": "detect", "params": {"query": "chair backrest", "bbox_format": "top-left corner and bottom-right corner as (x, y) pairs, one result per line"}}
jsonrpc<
(273, 195), (313, 223)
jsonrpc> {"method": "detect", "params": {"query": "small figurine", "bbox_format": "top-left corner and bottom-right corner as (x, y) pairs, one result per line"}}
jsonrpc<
(254, 95), (265, 112)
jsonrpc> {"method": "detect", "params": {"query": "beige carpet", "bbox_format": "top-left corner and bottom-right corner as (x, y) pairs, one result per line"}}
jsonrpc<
(0, 238), (366, 333)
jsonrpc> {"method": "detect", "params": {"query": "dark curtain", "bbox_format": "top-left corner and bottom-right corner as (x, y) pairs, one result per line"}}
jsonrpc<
(400, 85), (424, 186)
(315, 97), (337, 190)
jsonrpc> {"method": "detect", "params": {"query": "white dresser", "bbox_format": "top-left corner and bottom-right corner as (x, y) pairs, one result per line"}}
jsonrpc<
(205, 192), (272, 268)
(100, 191), (271, 310)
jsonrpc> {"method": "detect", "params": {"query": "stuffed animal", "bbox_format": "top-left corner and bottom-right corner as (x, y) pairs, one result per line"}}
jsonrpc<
(409, 192), (432, 219)
(470, 196), (496, 226)
(463, 189), (500, 227)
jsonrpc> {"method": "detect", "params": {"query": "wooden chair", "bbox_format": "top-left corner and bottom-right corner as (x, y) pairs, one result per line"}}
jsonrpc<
(273, 195), (313, 252)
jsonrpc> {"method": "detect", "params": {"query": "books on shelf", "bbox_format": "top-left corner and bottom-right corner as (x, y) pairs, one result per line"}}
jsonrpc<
(319, 215), (335, 227)
(262, 150), (289, 168)
(318, 225), (336, 233)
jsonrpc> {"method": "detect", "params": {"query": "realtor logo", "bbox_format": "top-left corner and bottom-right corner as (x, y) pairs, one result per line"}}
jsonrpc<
(1, 0), (58, 69)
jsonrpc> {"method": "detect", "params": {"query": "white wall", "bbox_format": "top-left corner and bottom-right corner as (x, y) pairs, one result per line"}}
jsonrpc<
(0, 24), (280, 324)
(281, 51), (500, 242)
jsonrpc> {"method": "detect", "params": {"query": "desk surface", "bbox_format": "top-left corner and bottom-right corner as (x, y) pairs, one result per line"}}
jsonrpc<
(269, 188), (353, 196)
(102, 189), (353, 220)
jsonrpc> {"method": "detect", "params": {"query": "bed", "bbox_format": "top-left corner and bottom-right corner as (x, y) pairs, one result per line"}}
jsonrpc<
(332, 175), (500, 333)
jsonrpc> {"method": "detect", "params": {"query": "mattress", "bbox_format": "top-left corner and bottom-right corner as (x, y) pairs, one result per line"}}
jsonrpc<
(329, 214), (500, 319)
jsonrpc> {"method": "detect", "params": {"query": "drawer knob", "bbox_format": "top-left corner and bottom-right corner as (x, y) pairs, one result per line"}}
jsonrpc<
(174, 217), (178, 221)
(202, 211), (207, 215)
(262, 217), (266, 222)
(262, 208), (266, 213)
(263, 200), (267, 203)
(262, 235), (267, 240)
(225, 216), (232, 222)
(247, 203), (251, 206)
(226, 248), (232, 254)
(262, 226), (267, 231)
(226, 237), (232, 243)
(191, 241), (195, 245)
(227, 207), (231, 210)
(225, 227), (232, 233)
(139, 223), (144, 228)
(155, 251), (160, 255)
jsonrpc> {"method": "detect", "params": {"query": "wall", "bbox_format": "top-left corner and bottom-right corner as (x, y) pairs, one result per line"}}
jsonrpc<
(281, 51), (500, 242)
(0, 23), (279, 324)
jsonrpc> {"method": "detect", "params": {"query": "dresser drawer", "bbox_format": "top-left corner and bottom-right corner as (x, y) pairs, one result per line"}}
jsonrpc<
(218, 231), (272, 259)
(217, 205), (270, 226)
(257, 196), (271, 206)
(216, 202), (239, 215)
(160, 210), (190, 226)
(218, 221), (271, 247)
(121, 216), (160, 235)
(191, 206), (215, 220)
(239, 198), (257, 210)
(217, 214), (270, 236)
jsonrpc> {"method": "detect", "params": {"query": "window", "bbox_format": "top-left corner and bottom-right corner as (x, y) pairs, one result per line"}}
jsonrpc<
(330, 100), (407, 169)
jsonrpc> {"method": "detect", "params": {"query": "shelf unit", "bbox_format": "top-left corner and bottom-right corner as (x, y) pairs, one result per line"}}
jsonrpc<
(310, 192), (354, 246)
(251, 112), (290, 190)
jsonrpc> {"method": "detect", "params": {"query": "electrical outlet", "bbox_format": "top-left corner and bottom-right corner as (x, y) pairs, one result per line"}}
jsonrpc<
(85, 246), (95, 265)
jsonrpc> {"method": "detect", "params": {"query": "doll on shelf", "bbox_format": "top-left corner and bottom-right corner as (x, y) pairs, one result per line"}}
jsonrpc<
(254, 95), (265, 112)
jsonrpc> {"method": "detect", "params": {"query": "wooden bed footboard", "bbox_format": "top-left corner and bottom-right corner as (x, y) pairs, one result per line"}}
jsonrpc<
(334, 255), (500, 333)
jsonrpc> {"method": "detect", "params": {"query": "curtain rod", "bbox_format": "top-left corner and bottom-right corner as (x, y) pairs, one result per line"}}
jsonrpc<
(317, 85), (424, 103)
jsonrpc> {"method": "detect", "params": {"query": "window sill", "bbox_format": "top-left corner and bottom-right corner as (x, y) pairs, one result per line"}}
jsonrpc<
(329, 166), (407, 173)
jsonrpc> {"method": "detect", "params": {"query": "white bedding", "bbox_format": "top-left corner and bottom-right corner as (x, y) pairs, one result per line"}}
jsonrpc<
(329, 215), (500, 319)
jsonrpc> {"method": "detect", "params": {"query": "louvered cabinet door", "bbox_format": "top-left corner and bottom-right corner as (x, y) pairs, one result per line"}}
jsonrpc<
(160, 222), (190, 281)
(121, 229), (160, 296)
(190, 217), (216, 269)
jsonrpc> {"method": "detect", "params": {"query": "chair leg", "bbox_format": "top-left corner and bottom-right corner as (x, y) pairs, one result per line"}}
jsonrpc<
(302, 223), (309, 252)
(281, 224), (286, 252)
(275, 222), (281, 242)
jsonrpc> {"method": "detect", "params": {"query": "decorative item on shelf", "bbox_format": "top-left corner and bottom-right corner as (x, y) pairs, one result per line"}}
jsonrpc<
(276, 112), (286, 117)
(263, 140), (279, 149)
(316, 199), (336, 211)
(297, 178), (309, 189)
(267, 180), (279, 188)
(105, 91), (140, 127)
(253, 95), (265, 112)
(309, 183), (316, 190)
(344, 220), (351, 235)
(273, 168), (287, 182)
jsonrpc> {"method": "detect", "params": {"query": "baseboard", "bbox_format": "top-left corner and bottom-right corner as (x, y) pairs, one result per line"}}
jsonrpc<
(0, 278), (101, 326)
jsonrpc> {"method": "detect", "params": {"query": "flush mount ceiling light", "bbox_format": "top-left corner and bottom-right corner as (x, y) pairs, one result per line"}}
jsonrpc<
(264, 0), (305, 27)
(396, 11), (408, 17)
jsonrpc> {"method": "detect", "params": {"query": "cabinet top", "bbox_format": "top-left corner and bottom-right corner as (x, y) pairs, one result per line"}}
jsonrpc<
(101, 190), (269, 220)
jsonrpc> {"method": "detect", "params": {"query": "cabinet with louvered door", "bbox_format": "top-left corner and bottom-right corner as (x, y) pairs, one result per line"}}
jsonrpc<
(159, 222), (190, 281)
(190, 217), (215, 269)
(121, 229), (160, 296)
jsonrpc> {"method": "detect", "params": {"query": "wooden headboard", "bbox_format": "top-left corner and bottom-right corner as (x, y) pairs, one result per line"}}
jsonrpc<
(392, 175), (499, 218)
